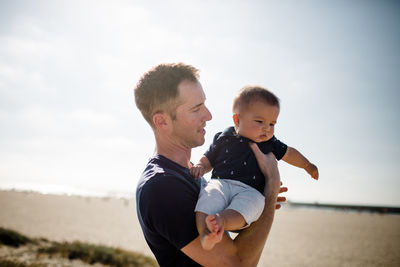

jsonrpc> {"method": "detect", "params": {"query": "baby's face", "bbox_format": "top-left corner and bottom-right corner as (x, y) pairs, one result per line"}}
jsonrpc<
(234, 102), (279, 143)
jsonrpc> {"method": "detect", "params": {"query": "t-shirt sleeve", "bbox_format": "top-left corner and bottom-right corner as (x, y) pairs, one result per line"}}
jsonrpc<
(204, 132), (222, 166)
(270, 136), (288, 160)
(139, 175), (199, 249)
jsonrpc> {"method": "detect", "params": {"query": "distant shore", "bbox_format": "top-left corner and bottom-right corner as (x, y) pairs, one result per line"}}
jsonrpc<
(285, 201), (400, 214)
(1, 190), (399, 266)
(3, 187), (399, 214)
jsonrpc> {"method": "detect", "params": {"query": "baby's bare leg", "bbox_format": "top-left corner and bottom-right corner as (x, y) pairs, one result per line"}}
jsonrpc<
(216, 209), (246, 231)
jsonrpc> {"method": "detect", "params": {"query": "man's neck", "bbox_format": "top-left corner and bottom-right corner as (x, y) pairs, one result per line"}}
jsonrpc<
(155, 138), (192, 169)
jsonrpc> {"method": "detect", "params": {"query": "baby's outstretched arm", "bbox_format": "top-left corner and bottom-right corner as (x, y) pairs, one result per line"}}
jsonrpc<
(281, 147), (319, 180)
(190, 156), (212, 179)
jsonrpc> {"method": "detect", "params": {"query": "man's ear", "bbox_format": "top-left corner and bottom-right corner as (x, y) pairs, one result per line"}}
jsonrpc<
(232, 113), (240, 127)
(153, 112), (169, 129)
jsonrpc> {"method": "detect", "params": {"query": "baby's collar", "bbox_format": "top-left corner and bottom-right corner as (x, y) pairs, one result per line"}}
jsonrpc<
(219, 126), (238, 138)
(218, 126), (252, 143)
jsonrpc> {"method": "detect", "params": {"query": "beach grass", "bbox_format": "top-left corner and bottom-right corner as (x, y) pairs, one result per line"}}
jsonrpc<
(0, 227), (36, 248)
(0, 259), (46, 267)
(0, 227), (157, 267)
(38, 240), (157, 267)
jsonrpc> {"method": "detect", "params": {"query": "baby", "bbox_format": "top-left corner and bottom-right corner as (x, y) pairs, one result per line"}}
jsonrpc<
(191, 85), (319, 250)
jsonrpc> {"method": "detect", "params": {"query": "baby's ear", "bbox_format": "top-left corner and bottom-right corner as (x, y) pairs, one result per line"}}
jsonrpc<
(232, 113), (240, 127)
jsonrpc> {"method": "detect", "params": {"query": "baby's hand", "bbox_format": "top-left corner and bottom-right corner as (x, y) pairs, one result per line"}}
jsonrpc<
(305, 163), (319, 180)
(190, 165), (205, 179)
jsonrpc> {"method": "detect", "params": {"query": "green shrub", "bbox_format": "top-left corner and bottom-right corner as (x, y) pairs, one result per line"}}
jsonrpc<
(0, 227), (33, 247)
(0, 259), (45, 267)
(0, 227), (157, 267)
(39, 241), (157, 267)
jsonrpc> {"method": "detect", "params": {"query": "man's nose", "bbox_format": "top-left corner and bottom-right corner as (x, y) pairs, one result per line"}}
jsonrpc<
(204, 106), (212, 121)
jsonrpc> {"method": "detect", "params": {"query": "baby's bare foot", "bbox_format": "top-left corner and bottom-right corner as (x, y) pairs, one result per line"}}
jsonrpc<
(205, 215), (219, 233)
(201, 214), (224, 250)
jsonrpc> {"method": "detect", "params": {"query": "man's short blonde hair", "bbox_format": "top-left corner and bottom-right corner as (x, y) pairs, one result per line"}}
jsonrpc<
(134, 63), (199, 128)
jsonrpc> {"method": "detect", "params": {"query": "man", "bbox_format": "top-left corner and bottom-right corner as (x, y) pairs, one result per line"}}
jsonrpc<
(134, 63), (286, 266)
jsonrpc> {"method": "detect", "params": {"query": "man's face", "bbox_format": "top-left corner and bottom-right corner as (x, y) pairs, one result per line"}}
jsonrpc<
(235, 101), (279, 143)
(171, 80), (212, 148)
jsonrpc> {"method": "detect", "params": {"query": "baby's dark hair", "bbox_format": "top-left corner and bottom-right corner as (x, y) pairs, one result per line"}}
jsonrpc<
(232, 85), (280, 113)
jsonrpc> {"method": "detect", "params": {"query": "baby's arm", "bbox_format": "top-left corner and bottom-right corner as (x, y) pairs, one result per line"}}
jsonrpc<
(190, 156), (212, 179)
(281, 147), (319, 180)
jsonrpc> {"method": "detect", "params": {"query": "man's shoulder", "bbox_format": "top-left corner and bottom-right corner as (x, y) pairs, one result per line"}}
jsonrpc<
(138, 156), (185, 186)
(137, 155), (200, 198)
(136, 155), (202, 236)
(137, 156), (165, 190)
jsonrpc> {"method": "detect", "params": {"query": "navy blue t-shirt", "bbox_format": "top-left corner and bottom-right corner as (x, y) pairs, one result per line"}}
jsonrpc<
(205, 127), (288, 194)
(136, 155), (202, 267)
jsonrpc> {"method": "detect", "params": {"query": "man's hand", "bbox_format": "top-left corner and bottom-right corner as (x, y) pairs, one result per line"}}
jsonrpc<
(249, 142), (288, 209)
(305, 163), (319, 180)
(190, 165), (205, 179)
(275, 182), (288, 209)
(249, 142), (283, 198)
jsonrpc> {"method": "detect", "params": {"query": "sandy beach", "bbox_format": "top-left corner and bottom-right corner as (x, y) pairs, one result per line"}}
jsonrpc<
(0, 190), (399, 267)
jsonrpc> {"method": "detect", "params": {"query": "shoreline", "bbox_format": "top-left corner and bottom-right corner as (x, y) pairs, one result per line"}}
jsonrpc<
(3, 188), (399, 215)
(285, 201), (400, 215)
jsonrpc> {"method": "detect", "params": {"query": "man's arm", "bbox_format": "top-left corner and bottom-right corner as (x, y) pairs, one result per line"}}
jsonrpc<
(182, 143), (284, 267)
(282, 146), (319, 180)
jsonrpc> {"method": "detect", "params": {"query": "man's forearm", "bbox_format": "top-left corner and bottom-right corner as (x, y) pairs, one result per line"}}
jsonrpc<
(234, 195), (277, 266)
(232, 164), (280, 266)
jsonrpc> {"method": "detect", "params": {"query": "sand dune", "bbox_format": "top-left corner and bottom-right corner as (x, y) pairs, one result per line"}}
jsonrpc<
(0, 190), (399, 266)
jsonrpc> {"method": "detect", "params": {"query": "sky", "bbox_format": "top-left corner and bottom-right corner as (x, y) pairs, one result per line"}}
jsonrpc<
(0, 0), (399, 206)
